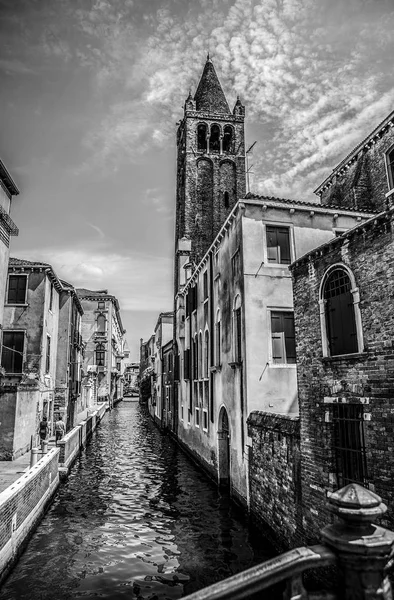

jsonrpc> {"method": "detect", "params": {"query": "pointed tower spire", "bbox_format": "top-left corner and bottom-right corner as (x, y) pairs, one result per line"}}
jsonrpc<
(194, 57), (230, 114)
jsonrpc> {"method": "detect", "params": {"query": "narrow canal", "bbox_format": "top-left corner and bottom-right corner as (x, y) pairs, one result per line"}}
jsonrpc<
(0, 402), (277, 600)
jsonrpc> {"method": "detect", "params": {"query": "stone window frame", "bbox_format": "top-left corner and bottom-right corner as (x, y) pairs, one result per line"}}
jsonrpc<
(267, 307), (297, 367)
(203, 326), (209, 379)
(202, 408), (208, 432)
(319, 263), (364, 358)
(384, 143), (394, 192)
(262, 221), (295, 268)
(195, 406), (200, 428)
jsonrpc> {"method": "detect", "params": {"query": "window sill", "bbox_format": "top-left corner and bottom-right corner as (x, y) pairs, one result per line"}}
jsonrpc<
(269, 363), (297, 368)
(321, 352), (368, 363)
(5, 303), (28, 307)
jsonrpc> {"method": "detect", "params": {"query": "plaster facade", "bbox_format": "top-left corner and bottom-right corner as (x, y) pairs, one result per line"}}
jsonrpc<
(55, 281), (83, 430)
(0, 259), (61, 459)
(0, 160), (19, 337)
(174, 198), (374, 507)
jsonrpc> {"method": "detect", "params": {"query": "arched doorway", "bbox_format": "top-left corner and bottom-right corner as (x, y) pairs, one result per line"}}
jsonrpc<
(218, 407), (230, 488)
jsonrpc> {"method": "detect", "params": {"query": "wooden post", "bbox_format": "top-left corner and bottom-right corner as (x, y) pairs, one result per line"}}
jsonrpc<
(321, 483), (394, 599)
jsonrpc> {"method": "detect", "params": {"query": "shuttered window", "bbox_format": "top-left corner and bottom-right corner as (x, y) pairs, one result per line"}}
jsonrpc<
(234, 307), (242, 363)
(7, 275), (27, 304)
(324, 270), (357, 356)
(183, 349), (190, 380)
(1, 331), (24, 373)
(271, 312), (296, 364)
(266, 226), (291, 264)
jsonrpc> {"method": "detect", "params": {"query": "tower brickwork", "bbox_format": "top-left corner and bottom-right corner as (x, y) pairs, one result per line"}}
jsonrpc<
(175, 57), (246, 292)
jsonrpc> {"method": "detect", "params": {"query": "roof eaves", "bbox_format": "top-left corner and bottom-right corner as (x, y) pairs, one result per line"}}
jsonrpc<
(0, 158), (19, 196)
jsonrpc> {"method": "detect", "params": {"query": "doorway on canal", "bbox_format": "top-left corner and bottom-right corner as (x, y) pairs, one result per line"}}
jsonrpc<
(218, 406), (230, 488)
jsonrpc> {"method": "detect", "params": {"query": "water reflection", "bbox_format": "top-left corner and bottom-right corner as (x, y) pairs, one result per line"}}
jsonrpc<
(0, 403), (276, 600)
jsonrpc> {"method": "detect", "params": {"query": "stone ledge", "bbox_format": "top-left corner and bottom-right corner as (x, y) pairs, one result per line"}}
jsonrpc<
(247, 411), (300, 437)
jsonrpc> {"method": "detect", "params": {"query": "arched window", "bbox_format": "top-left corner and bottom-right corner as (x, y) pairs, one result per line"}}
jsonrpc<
(96, 343), (105, 366)
(386, 146), (394, 190)
(209, 124), (220, 153)
(224, 191), (229, 208)
(97, 314), (106, 333)
(197, 123), (207, 152)
(215, 310), (221, 367)
(320, 266), (363, 357)
(222, 126), (233, 153)
(233, 296), (242, 363)
(204, 330), (209, 378)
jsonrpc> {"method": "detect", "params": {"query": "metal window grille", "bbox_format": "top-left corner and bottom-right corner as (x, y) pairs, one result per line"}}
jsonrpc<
(332, 404), (367, 487)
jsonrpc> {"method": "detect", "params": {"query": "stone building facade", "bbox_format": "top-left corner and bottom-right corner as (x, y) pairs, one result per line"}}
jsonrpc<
(77, 289), (127, 409)
(315, 109), (394, 212)
(290, 205), (394, 540)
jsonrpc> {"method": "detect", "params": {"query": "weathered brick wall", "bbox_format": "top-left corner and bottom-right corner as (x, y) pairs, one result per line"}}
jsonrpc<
(291, 209), (394, 542)
(0, 449), (59, 563)
(319, 124), (394, 212)
(247, 411), (302, 550)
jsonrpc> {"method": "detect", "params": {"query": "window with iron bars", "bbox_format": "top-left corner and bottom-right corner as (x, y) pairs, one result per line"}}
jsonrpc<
(332, 403), (367, 488)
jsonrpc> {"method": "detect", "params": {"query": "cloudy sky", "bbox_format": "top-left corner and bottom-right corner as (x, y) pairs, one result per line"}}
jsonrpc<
(1, 0), (394, 360)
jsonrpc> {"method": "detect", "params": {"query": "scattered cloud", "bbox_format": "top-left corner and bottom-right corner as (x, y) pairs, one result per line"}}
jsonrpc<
(13, 244), (173, 313)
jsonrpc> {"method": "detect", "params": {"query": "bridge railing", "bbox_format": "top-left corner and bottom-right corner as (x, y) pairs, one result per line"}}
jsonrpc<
(182, 484), (394, 600)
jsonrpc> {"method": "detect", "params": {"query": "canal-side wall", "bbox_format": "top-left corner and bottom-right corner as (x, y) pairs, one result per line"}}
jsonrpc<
(0, 448), (60, 585)
(247, 412), (303, 550)
(58, 403), (107, 479)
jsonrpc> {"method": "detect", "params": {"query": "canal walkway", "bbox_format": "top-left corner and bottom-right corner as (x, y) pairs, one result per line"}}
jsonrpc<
(0, 404), (102, 494)
(0, 401), (277, 600)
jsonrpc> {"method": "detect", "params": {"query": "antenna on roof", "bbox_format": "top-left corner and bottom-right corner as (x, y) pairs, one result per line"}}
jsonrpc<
(246, 141), (257, 194)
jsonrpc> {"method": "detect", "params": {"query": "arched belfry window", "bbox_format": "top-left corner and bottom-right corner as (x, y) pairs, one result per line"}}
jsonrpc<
(320, 266), (363, 357)
(222, 126), (233, 153)
(197, 123), (208, 152)
(210, 124), (220, 153)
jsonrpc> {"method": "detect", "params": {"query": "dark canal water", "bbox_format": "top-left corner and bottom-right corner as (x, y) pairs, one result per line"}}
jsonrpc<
(0, 402), (277, 600)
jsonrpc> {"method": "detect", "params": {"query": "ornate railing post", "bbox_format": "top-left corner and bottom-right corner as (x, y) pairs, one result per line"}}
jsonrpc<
(321, 484), (394, 600)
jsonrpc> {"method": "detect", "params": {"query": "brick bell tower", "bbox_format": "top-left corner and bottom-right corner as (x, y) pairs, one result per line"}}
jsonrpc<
(175, 55), (246, 291)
